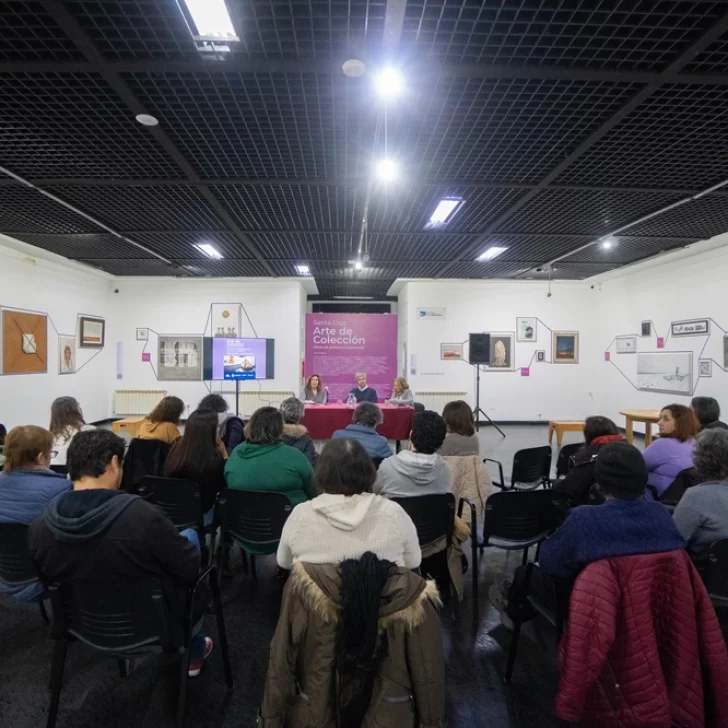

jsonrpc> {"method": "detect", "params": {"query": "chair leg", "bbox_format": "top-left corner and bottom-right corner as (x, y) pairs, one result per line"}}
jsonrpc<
(177, 648), (190, 728)
(210, 571), (234, 690)
(451, 582), (460, 621)
(471, 535), (479, 623)
(250, 555), (257, 580)
(46, 639), (67, 728)
(117, 658), (131, 678)
(522, 547), (529, 567)
(39, 600), (49, 624)
(240, 550), (249, 575)
(504, 618), (522, 684)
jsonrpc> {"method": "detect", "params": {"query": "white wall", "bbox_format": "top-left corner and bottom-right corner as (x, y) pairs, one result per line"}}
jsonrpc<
(0, 237), (115, 428)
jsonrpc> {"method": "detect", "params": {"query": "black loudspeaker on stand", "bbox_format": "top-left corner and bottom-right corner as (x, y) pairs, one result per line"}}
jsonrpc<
(468, 333), (506, 438)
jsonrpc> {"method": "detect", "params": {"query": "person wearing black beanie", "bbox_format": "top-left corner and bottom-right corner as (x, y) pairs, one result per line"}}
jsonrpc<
(539, 443), (685, 579)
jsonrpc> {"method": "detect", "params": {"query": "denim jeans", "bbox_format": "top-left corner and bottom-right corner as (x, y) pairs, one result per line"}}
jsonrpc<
(180, 528), (206, 662)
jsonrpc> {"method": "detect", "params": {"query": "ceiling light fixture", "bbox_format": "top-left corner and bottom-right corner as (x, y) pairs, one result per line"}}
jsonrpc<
(181, 0), (238, 40)
(194, 242), (223, 259)
(374, 67), (404, 99)
(334, 295), (374, 300)
(375, 159), (398, 183)
(601, 238), (615, 250)
(342, 58), (366, 78)
(354, 260), (363, 271)
(426, 198), (462, 228)
(135, 114), (159, 127)
(295, 264), (310, 275)
(477, 246), (508, 261)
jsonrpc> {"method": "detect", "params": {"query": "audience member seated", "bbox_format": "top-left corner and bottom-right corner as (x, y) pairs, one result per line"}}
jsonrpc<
(374, 410), (451, 497)
(277, 438), (420, 570)
(28, 430), (213, 677)
(349, 371), (378, 403)
(691, 395), (728, 431)
(0, 426), (70, 602)
(438, 400), (479, 456)
(0, 423), (6, 468)
(198, 393), (244, 453)
(332, 402), (393, 462)
(540, 442), (685, 579)
(49, 396), (95, 466)
(279, 397), (317, 466)
(259, 552), (445, 727)
(224, 406), (315, 507)
(552, 415), (622, 506)
(673, 429), (728, 562)
(643, 404), (698, 497)
(387, 376), (414, 406)
(138, 396), (184, 444)
(302, 373), (326, 403)
(164, 408), (227, 524)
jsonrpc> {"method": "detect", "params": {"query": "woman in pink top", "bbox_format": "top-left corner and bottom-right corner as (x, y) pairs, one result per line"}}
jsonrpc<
(642, 404), (699, 496)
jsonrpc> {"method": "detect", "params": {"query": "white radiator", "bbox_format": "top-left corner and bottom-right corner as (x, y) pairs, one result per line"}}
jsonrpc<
(113, 389), (166, 415)
(416, 391), (468, 414)
(236, 391), (295, 417)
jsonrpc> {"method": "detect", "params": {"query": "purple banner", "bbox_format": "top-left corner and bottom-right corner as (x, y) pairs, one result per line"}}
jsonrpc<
(305, 313), (398, 403)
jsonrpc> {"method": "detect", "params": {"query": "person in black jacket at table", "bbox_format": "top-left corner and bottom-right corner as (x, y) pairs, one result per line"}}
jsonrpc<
(552, 416), (623, 506)
(350, 372), (378, 403)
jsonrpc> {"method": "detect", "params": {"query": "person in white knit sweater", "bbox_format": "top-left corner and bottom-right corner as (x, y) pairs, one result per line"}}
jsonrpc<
(276, 438), (421, 570)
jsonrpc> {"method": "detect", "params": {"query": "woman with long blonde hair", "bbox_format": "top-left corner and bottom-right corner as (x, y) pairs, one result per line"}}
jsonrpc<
(388, 376), (414, 406)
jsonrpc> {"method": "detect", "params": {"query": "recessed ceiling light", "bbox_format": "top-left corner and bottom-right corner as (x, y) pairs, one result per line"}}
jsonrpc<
(601, 238), (616, 250)
(426, 198), (462, 228)
(194, 242), (223, 259)
(334, 295), (374, 300)
(477, 246), (508, 261)
(375, 159), (398, 183)
(295, 264), (310, 275)
(374, 67), (404, 99)
(181, 0), (238, 40)
(354, 260), (363, 271)
(135, 114), (159, 127)
(342, 58), (366, 77)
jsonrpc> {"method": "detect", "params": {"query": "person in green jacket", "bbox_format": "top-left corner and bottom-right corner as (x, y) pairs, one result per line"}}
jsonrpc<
(225, 406), (316, 507)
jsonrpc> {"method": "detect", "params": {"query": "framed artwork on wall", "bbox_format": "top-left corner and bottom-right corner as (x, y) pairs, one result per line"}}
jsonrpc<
(1, 308), (48, 374)
(699, 359), (712, 377)
(79, 316), (105, 348)
(516, 317), (537, 342)
(158, 335), (203, 381)
(641, 321), (651, 337)
(440, 343), (463, 360)
(484, 332), (515, 372)
(616, 335), (637, 354)
(552, 331), (579, 364)
(136, 328), (149, 341)
(211, 303), (242, 338)
(59, 335), (76, 374)
(671, 318), (709, 337)
(536, 350), (545, 362)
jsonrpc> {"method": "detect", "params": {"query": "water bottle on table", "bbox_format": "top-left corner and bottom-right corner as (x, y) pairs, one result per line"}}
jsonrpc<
(346, 392), (356, 408)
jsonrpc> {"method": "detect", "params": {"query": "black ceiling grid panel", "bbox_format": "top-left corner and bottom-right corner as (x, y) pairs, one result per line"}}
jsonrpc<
(1, 3), (728, 294)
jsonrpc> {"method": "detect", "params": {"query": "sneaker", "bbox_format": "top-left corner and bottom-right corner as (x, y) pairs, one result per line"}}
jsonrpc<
(489, 579), (514, 631)
(188, 637), (213, 678)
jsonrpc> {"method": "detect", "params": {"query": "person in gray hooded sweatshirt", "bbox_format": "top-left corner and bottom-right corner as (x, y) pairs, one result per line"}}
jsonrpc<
(374, 410), (452, 498)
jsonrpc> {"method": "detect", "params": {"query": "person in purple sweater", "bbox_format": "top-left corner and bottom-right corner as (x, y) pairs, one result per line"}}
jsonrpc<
(642, 404), (699, 496)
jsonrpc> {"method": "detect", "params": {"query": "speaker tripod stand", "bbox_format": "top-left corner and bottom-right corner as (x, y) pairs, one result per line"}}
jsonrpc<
(472, 363), (506, 438)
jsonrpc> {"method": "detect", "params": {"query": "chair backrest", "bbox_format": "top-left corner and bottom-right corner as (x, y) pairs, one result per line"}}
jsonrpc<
(371, 457), (384, 470)
(483, 490), (568, 544)
(390, 493), (455, 548)
(137, 476), (202, 531)
(215, 489), (293, 547)
(413, 402), (425, 413)
(48, 577), (173, 652)
(0, 523), (38, 585)
(659, 467), (699, 505)
(49, 464), (69, 476)
(511, 446), (552, 488)
(555, 443), (582, 479)
(704, 539), (728, 604)
(121, 438), (170, 492)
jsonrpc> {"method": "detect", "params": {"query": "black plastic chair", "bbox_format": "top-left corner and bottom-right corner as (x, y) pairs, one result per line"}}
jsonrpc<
(413, 402), (425, 413)
(391, 494), (461, 617)
(45, 568), (232, 728)
(137, 476), (204, 532)
(704, 539), (728, 611)
(484, 446), (552, 491)
(49, 465), (68, 476)
(214, 489), (293, 579)
(480, 490), (569, 565)
(554, 443), (582, 480)
(659, 467), (699, 507)
(121, 438), (170, 493)
(0, 523), (48, 622)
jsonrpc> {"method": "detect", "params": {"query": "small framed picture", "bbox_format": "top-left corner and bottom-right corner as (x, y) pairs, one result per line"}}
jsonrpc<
(616, 335), (637, 354)
(440, 342), (463, 360)
(136, 328), (149, 341)
(641, 321), (651, 337)
(59, 335), (76, 374)
(552, 331), (579, 364)
(671, 318), (709, 337)
(484, 332), (516, 372)
(699, 359), (712, 377)
(79, 316), (105, 349)
(536, 350), (545, 362)
(516, 317), (537, 342)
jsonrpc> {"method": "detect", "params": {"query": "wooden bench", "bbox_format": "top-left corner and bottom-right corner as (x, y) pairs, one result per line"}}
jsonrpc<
(547, 420), (584, 446)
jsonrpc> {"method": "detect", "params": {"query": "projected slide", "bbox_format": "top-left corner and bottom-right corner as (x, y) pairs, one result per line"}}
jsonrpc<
(212, 338), (268, 380)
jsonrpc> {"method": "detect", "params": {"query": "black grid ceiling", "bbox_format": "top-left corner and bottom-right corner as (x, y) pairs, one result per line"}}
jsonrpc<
(1, 2), (728, 296)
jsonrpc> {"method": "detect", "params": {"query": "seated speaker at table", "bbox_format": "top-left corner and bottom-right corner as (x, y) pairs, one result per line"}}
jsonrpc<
(302, 373), (327, 403)
(350, 372), (378, 403)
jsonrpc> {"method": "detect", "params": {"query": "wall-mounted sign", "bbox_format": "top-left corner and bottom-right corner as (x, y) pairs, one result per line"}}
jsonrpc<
(671, 319), (709, 337)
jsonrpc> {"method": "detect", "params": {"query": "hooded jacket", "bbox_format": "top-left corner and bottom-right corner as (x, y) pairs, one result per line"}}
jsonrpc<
(281, 423), (318, 467)
(331, 424), (392, 461)
(28, 489), (200, 620)
(137, 419), (181, 444)
(556, 551), (728, 727)
(277, 493), (421, 570)
(373, 451), (451, 499)
(258, 562), (446, 728)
